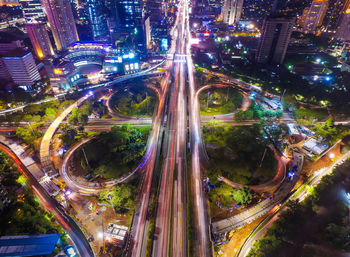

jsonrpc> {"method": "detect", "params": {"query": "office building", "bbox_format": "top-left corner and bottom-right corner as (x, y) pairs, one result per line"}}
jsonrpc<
(256, 16), (294, 64)
(322, 0), (347, 33)
(145, 0), (164, 23)
(87, 0), (109, 41)
(19, 0), (45, 20)
(303, 0), (329, 33)
(145, 16), (151, 49)
(1, 50), (41, 85)
(0, 28), (26, 55)
(336, 1), (350, 40)
(41, 0), (79, 51)
(298, 7), (310, 27)
(0, 234), (60, 257)
(114, 0), (145, 49)
(222, 0), (244, 25)
(0, 0), (19, 6)
(26, 21), (54, 59)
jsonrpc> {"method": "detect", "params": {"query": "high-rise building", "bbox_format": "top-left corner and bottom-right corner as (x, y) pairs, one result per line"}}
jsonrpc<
(115, 0), (143, 30)
(303, 0), (329, 33)
(322, 0), (347, 33)
(297, 7), (310, 27)
(1, 50), (41, 85)
(87, 0), (109, 41)
(256, 16), (294, 64)
(114, 0), (145, 49)
(26, 21), (54, 59)
(0, 0), (19, 6)
(41, 0), (79, 51)
(336, 0), (350, 40)
(222, 0), (244, 25)
(145, 0), (165, 24)
(19, 0), (45, 20)
(144, 16), (151, 49)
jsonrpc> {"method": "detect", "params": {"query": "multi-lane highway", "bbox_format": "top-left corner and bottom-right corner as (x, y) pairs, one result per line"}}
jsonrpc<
(0, 138), (94, 257)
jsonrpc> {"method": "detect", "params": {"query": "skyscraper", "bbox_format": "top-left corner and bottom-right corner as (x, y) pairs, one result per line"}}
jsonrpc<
(26, 21), (54, 59)
(1, 50), (41, 86)
(41, 0), (79, 51)
(222, 0), (244, 25)
(114, 0), (145, 49)
(303, 0), (329, 33)
(87, 0), (109, 41)
(336, 0), (350, 40)
(19, 0), (45, 20)
(323, 0), (347, 33)
(256, 16), (294, 64)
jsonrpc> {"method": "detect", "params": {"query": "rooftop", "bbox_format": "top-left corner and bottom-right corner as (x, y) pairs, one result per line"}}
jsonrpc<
(0, 234), (60, 257)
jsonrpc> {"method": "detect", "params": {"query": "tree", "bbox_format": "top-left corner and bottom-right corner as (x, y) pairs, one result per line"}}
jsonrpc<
(232, 186), (253, 205)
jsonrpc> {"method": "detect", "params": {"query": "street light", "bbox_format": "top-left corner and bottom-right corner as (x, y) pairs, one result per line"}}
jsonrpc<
(329, 153), (335, 159)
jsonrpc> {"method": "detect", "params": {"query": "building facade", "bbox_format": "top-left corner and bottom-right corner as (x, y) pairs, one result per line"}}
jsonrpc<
(87, 0), (109, 41)
(303, 0), (328, 33)
(256, 16), (294, 64)
(18, 0), (45, 20)
(25, 21), (54, 59)
(41, 0), (79, 51)
(222, 0), (244, 25)
(336, 0), (350, 40)
(2, 51), (41, 85)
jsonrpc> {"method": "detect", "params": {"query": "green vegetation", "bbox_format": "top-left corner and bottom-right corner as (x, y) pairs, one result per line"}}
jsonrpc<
(0, 151), (67, 244)
(209, 183), (235, 208)
(97, 183), (137, 212)
(68, 101), (92, 125)
(248, 158), (350, 257)
(15, 122), (43, 150)
(232, 186), (253, 205)
(59, 124), (96, 148)
(199, 88), (243, 115)
(111, 84), (157, 117)
(234, 101), (282, 121)
(0, 100), (74, 123)
(294, 107), (329, 125)
(203, 124), (277, 186)
(209, 183), (253, 210)
(75, 124), (149, 180)
(310, 118), (350, 144)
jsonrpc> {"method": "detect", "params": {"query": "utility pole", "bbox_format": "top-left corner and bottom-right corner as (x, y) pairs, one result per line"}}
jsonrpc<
(82, 147), (89, 167)
(226, 87), (229, 102)
(259, 148), (267, 167)
(207, 91), (210, 109)
(280, 89), (286, 101)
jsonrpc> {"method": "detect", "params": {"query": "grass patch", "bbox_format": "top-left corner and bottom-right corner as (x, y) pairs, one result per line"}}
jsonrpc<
(75, 124), (150, 180)
(199, 87), (243, 116)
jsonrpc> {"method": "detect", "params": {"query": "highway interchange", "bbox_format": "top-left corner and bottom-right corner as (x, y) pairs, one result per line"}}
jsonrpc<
(1, 1), (350, 256)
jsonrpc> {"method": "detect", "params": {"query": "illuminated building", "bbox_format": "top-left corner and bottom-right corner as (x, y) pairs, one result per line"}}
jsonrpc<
(114, 0), (145, 49)
(222, 0), (244, 25)
(322, 0), (348, 33)
(303, 0), (329, 33)
(1, 50), (41, 86)
(18, 0), (45, 20)
(0, 28), (25, 55)
(256, 16), (294, 64)
(25, 21), (54, 59)
(103, 51), (140, 74)
(41, 0), (79, 51)
(145, 16), (151, 49)
(87, 0), (109, 41)
(0, 0), (19, 6)
(297, 7), (310, 27)
(336, 1), (350, 40)
(49, 60), (81, 92)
